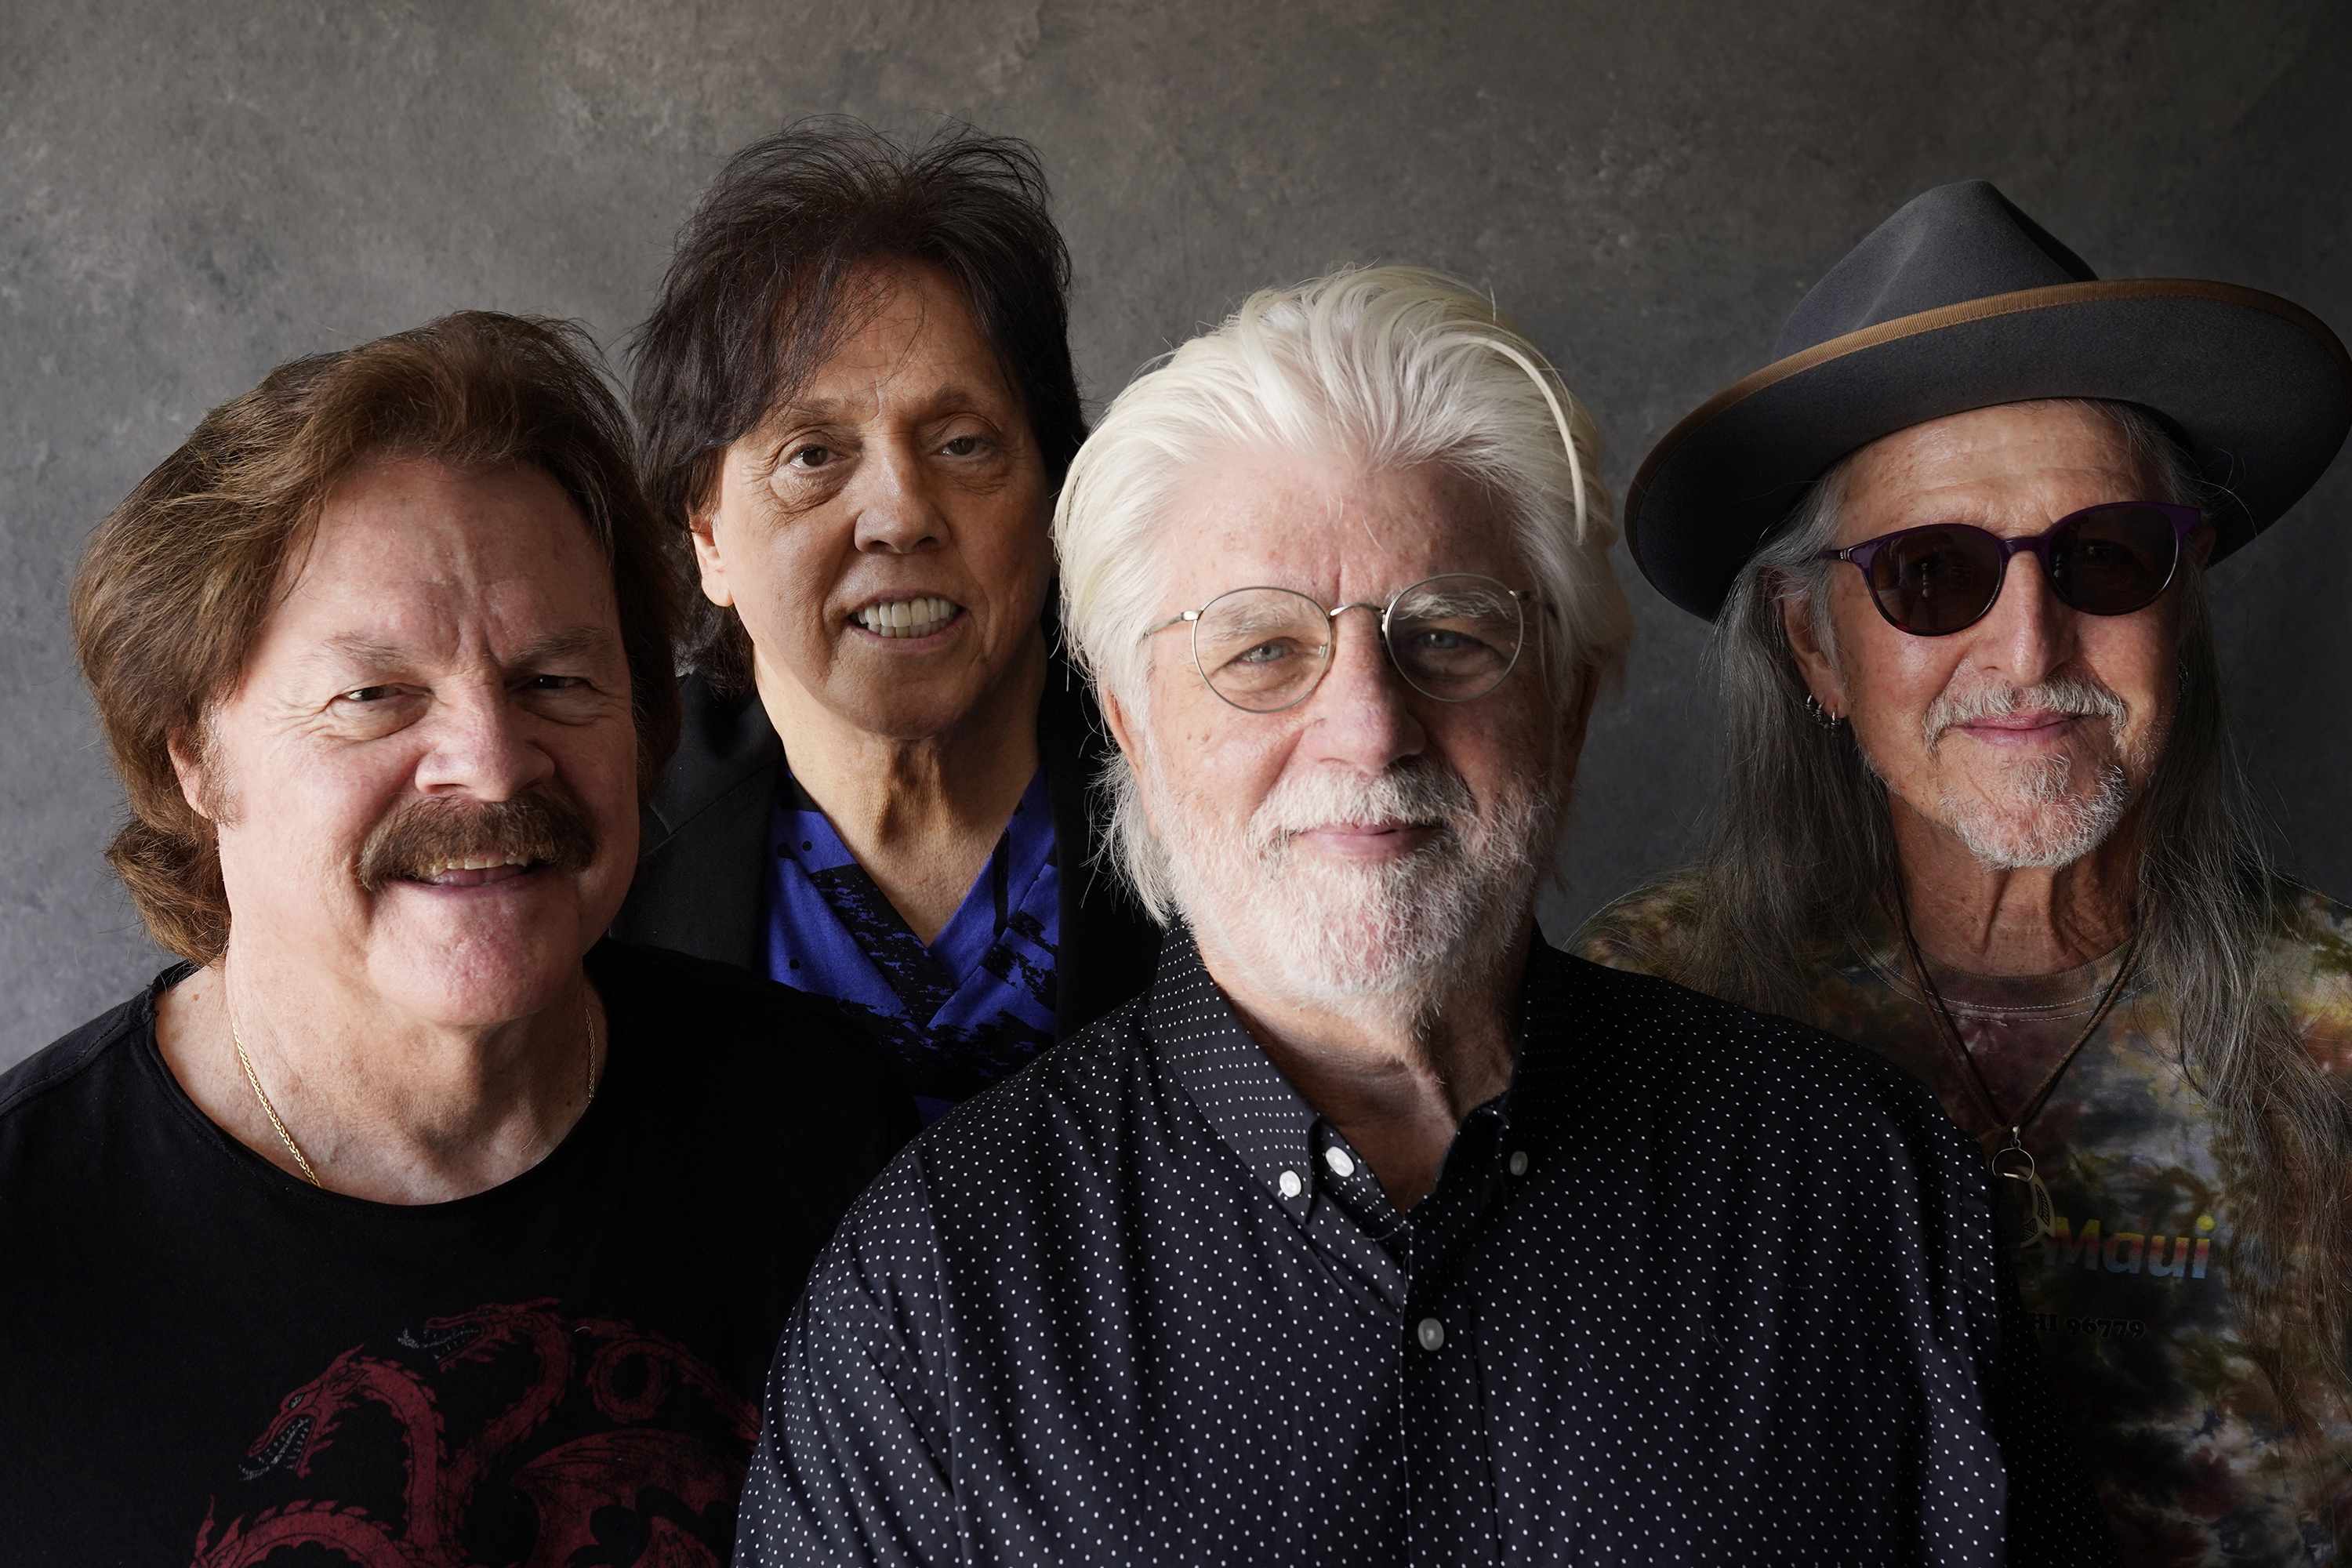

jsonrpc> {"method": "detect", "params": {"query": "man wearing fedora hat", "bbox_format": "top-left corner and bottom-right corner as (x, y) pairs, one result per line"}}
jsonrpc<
(1579, 180), (2352, 1559)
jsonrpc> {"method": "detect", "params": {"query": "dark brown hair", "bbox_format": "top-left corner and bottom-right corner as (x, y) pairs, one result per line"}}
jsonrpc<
(630, 118), (1083, 690)
(72, 310), (682, 964)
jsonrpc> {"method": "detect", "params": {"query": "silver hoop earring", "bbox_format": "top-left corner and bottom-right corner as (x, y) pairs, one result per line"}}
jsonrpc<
(1803, 695), (1844, 730)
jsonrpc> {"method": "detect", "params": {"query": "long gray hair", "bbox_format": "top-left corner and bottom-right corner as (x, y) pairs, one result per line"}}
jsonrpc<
(1630, 400), (2352, 1433)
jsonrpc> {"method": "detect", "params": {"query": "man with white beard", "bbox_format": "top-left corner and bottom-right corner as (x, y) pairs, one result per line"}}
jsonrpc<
(734, 267), (2111, 1566)
(1577, 183), (2352, 1557)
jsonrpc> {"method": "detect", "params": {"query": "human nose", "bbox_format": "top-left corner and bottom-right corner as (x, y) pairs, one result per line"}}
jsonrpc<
(1295, 607), (1426, 770)
(412, 684), (556, 800)
(850, 437), (944, 555)
(1970, 543), (2075, 686)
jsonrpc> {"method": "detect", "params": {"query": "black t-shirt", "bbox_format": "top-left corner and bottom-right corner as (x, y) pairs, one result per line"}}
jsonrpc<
(0, 938), (915, 1566)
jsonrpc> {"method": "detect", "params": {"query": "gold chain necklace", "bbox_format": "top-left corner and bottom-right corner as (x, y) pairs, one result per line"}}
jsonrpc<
(228, 989), (600, 1192)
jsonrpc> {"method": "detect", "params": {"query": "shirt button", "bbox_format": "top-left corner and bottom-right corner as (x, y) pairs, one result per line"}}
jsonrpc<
(1323, 1147), (1356, 1178)
(1416, 1316), (1446, 1352)
(1278, 1170), (1303, 1199)
(1508, 1150), (1530, 1178)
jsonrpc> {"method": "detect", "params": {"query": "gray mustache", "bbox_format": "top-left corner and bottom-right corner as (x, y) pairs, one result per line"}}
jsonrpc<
(355, 793), (598, 893)
(1923, 675), (2130, 749)
(1246, 760), (1478, 855)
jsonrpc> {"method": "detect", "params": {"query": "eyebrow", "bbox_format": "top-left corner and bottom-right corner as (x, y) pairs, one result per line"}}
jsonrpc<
(506, 626), (617, 668)
(305, 626), (616, 674)
(773, 382), (1008, 424)
(309, 635), (409, 671)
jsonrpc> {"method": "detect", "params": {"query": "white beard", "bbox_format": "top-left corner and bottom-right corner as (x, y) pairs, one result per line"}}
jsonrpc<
(1144, 748), (1558, 1011)
(1936, 751), (2132, 870)
(1913, 674), (2141, 872)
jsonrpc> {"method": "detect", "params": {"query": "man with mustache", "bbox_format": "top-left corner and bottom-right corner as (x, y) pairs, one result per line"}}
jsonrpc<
(733, 268), (2109, 1564)
(0, 314), (912, 1562)
(1577, 183), (2352, 1557)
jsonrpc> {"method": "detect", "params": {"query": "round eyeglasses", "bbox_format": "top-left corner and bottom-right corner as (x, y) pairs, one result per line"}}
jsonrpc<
(1144, 573), (1533, 713)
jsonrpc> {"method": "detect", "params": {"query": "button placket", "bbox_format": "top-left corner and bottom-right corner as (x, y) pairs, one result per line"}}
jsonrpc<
(1402, 1287), (1494, 1566)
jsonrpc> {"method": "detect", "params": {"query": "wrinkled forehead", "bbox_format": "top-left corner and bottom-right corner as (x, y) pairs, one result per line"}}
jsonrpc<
(258, 456), (616, 665)
(1835, 401), (2162, 542)
(1154, 449), (1524, 608)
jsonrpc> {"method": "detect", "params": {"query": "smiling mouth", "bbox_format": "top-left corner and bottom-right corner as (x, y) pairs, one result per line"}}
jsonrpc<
(851, 595), (962, 639)
(1290, 820), (1445, 855)
(405, 856), (540, 888)
(1954, 711), (2083, 742)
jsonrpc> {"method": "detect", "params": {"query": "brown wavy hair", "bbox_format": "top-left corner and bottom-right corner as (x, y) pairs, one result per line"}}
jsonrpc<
(71, 311), (682, 964)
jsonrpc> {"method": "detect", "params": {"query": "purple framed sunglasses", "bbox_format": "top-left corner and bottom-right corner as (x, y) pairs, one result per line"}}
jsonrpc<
(1816, 502), (2204, 637)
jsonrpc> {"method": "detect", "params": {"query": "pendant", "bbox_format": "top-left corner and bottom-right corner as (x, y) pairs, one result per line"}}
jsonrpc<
(1991, 1127), (2055, 1253)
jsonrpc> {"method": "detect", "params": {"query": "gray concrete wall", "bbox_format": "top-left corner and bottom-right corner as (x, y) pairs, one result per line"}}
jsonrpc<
(5, 0), (2347, 1066)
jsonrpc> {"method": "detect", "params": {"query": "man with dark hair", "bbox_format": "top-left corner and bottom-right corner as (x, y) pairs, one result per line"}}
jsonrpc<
(1577, 183), (2352, 1555)
(0, 311), (912, 1561)
(616, 119), (1160, 1121)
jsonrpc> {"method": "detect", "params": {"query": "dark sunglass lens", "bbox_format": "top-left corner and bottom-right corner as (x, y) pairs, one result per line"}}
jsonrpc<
(2048, 505), (2179, 615)
(1870, 528), (2002, 635)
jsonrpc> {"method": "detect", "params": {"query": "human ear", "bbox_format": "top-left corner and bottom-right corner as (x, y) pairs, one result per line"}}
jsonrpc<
(169, 730), (214, 822)
(688, 503), (735, 610)
(1774, 575), (1850, 718)
(1558, 664), (1599, 778)
(1098, 685), (1164, 838)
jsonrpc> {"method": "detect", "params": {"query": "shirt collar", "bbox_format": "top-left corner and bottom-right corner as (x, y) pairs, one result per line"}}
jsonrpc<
(1148, 934), (1553, 1223)
(1148, 937), (1325, 1220)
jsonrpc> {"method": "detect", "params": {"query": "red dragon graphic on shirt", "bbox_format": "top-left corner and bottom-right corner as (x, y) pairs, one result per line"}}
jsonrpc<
(187, 1300), (760, 1567)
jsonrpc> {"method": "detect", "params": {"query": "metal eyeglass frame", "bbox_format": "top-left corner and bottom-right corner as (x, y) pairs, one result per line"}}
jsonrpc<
(1813, 502), (2204, 637)
(1142, 572), (1534, 713)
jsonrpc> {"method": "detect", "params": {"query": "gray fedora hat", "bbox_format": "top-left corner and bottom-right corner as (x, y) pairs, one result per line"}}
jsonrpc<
(1625, 180), (2352, 621)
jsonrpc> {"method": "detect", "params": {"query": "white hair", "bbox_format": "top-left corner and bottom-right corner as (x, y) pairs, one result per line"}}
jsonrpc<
(1054, 265), (1631, 711)
(1051, 266), (1634, 920)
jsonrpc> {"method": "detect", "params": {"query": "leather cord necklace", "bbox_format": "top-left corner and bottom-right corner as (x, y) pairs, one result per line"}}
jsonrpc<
(1890, 885), (2142, 1250)
(228, 989), (600, 1192)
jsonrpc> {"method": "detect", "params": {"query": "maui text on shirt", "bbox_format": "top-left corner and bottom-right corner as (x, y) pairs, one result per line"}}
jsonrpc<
(2036, 1212), (2218, 1277)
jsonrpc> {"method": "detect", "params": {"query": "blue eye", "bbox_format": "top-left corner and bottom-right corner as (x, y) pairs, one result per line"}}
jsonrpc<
(1232, 641), (1296, 666)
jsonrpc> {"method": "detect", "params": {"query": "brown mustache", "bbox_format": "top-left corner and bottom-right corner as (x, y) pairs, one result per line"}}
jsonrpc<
(355, 793), (598, 893)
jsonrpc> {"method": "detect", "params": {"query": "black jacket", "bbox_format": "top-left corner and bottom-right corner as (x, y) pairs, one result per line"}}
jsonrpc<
(612, 661), (1163, 1040)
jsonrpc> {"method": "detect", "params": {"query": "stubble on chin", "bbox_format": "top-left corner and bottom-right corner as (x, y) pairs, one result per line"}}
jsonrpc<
(1875, 676), (2156, 873)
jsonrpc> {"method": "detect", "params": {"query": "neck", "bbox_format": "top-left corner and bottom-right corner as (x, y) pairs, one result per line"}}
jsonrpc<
(154, 944), (601, 1204)
(1889, 795), (2139, 975)
(755, 630), (1047, 943)
(1197, 921), (1530, 1210)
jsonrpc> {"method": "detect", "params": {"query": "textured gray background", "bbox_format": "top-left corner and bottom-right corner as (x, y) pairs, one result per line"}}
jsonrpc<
(5, 0), (2347, 1068)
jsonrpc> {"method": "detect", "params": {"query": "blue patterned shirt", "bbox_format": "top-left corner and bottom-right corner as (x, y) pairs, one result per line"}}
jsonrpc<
(763, 769), (1060, 1122)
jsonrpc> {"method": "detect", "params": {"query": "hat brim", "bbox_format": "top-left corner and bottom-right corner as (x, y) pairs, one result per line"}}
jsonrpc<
(1624, 278), (2352, 620)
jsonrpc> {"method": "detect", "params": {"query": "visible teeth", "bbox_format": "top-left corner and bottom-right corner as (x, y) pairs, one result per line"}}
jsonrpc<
(854, 596), (959, 638)
(419, 856), (528, 877)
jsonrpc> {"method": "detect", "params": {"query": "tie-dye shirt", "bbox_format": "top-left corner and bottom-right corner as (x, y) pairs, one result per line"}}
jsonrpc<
(1575, 879), (2352, 1566)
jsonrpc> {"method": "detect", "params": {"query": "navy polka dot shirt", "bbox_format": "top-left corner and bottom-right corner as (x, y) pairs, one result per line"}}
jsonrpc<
(739, 938), (2114, 1565)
